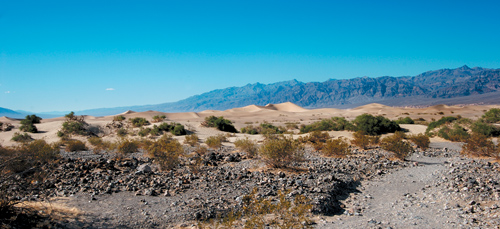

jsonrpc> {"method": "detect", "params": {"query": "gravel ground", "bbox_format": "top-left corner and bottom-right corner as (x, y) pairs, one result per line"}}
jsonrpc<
(3, 142), (500, 228)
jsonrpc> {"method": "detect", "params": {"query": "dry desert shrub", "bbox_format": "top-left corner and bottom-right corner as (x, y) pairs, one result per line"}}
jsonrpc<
(194, 145), (208, 156)
(461, 133), (497, 158)
(350, 131), (371, 150)
(11, 132), (33, 143)
(146, 135), (184, 171)
(259, 135), (304, 168)
(381, 134), (413, 160)
(234, 138), (258, 158)
(0, 140), (60, 226)
(199, 188), (313, 228)
(87, 136), (112, 153)
(184, 134), (199, 146)
(408, 133), (430, 150)
(205, 134), (227, 149)
(307, 130), (330, 151)
(117, 139), (140, 154)
(322, 137), (351, 158)
(64, 139), (87, 152)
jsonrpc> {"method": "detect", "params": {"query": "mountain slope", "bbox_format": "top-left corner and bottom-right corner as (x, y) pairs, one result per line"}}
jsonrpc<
(0, 107), (24, 119)
(59, 65), (500, 116)
(133, 65), (499, 112)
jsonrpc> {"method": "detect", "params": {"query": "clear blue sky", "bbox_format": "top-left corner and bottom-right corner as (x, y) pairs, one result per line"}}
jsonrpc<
(1, 0), (499, 112)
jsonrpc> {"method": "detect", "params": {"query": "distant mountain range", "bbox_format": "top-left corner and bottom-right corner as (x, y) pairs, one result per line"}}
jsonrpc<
(2, 65), (499, 118)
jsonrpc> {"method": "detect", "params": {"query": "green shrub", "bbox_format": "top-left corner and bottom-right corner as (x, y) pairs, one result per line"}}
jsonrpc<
(146, 135), (184, 171)
(138, 127), (152, 137)
(259, 135), (304, 168)
(437, 124), (469, 142)
(353, 114), (400, 135)
(129, 117), (150, 127)
(240, 122), (284, 135)
(471, 121), (500, 137)
(426, 116), (458, 133)
(408, 133), (430, 150)
(395, 117), (415, 124)
(481, 108), (500, 123)
(113, 115), (126, 122)
(299, 117), (355, 133)
(59, 112), (89, 137)
(11, 132), (33, 143)
(152, 115), (166, 123)
(462, 133), (497, 158)
(234, 138), (258, 158)
(381, 135), (413, 160)
(201, 116), (237, 133)
(117, 139), (139, 154)
(19, 114), (42, 133)
(61, 121), (87, 136)
(64, 139), (87, 152)
(322, 137), (351, 158)
(184, 134), (199, 146)
(240, 125), (259, 134)
(117, 128), (128, 137)
(172, 124), (187, 136)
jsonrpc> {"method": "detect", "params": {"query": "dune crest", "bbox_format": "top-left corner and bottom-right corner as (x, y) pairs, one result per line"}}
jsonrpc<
(0, 116), (19, 122)
(265, 102), (309, 112)
(120, 110), (136, 115)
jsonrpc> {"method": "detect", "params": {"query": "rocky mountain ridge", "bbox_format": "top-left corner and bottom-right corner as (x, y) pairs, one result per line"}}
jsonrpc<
(3, 65), (499, 117)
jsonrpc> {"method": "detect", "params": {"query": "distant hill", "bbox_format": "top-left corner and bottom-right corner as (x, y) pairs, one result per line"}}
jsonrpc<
(0, 107), (24, 119)
(84, 65), (497, 115)
(4, 65), (499, 117)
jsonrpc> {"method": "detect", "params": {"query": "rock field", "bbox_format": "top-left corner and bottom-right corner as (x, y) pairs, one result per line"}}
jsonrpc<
(2, 143), (500, 228)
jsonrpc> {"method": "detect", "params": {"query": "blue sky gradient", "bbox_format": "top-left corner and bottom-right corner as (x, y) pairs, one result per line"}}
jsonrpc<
(1, 0), (499, 112)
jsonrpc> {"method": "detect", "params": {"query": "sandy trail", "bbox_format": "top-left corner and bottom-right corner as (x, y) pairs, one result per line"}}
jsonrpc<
(316, 150), (463, 228)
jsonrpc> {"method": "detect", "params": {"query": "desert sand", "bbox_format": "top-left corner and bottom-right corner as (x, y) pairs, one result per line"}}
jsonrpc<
(1, 102), (498, 147)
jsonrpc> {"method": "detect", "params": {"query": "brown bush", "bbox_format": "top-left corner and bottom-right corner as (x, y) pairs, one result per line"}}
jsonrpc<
(205, 135), (224, 149)
(88, 136), (112, 153)
(234, 138), (258, 158)
(117, 139), (139, 154)
(259, 135), (304, 168)
(322, 137), (351, 158)
(381, 135), (413, 160)
(200, 188), (313, 228)
(0, 140), (59, 226)
(184, 134), (199, 146)
(408, 133), (430, 150)
(64, 139), (87, 152)
(350, 131), (371, 150)
(461, 133), (497, 158)
(146, 135), (184, 171)
(194, 145), (208, 156)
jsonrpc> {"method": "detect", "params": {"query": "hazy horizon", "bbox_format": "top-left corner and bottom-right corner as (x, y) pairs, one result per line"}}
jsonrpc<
(1, 1), (500, 112)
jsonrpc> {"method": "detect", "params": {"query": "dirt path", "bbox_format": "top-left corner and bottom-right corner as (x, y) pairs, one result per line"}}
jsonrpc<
(316, 153), (464, 228)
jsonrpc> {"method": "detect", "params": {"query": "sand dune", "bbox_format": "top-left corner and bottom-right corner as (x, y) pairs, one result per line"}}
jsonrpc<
(225, 105), (266, 113)
(120, 110), (136, 115)
(264, 102), (309, 112)
(1, 102), (499, 148)
(0, 116), (20, 123)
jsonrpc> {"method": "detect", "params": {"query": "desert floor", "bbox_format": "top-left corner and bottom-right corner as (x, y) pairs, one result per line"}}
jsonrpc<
(1, 102), (499, 228)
